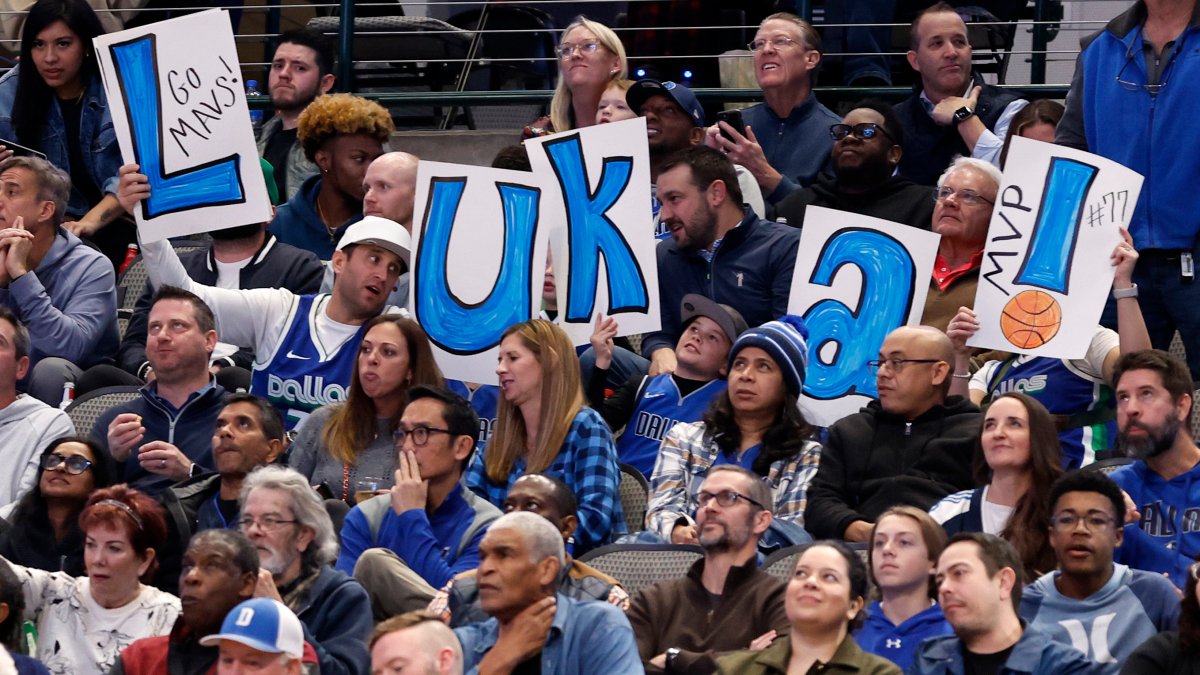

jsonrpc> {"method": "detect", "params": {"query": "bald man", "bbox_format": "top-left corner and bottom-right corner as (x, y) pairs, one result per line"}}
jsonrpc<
(805, 326), (980, 541)
(363, 152), (420, 231)
(320, 152), (420, 305)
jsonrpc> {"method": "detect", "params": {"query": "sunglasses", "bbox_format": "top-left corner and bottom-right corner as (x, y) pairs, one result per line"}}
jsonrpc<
(829, 122), (894, 143)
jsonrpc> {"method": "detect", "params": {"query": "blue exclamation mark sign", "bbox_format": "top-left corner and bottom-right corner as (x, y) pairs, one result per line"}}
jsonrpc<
(1013, 157), (1099, 294)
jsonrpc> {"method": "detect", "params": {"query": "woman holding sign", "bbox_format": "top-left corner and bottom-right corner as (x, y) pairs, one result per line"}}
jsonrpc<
(464, 319), (624, 554)
(0, 0), (129, 267)
(646, 316), (823, 547)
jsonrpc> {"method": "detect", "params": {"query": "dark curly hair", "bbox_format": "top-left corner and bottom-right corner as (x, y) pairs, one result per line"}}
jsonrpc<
(702, 390), (813, 477)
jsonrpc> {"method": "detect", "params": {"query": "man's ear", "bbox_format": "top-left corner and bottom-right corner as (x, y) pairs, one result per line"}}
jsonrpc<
(752, 507), (773, 536)
(888, 144), (903, 166)
(239, 571), (257, 599)
(536, 555), (560, 587)
(906, 50), (920, 73)
(330, 249), (348, 277)
(688, 126), (705, 145)
(707, 179), (729, 208)
(314, 147), (331, 174)
(319, 73), (336, 95)
(560, 514), (578, 543)
(804, 48), (821, 72)
(452, 434), (474, 463)
(263, 438), (284, 465)
(13, 355), (28, 381)
(930, 360), (951, 387)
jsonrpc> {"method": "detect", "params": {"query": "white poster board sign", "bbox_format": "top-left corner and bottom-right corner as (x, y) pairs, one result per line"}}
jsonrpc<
(968, 137), (1144, 359)
(410, 162), (552, 384)
(788, 206), (941, 427)
(94, 9), (272, 242)
(525, 117), (660, 345)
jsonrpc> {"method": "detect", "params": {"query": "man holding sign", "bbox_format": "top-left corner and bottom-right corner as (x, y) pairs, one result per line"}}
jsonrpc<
(641, 146), (799, 377)
(120, 163), (409, 429)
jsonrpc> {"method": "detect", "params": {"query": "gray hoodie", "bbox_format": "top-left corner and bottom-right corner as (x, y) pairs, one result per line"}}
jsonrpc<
(0, 394), (73, 513)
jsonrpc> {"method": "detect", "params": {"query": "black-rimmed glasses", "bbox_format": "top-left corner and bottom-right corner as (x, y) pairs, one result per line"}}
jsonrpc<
(393, 426), (453, 447)
(696, 489), (766, 510)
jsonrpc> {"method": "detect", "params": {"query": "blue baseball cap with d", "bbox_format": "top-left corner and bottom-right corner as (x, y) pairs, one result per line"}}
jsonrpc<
(199, 598), (304, 659)
(626, 79), (705, 127)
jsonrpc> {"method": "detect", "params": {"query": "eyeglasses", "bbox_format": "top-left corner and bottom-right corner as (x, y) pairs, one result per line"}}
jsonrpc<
(42, 453), (93, 475)
(1049, 512), (1117, 532)
(555, 41), (602, 58)
(696, 489), (766, 510)
(867, 357), (942, 374)
(1115, 51), (1169, 95)
(933, 186), (995, 207)
(748, 36), (802, 52)
(393, 426), (452, 447)
(829, 123), (894, 143)
(237, 516), (298, 532)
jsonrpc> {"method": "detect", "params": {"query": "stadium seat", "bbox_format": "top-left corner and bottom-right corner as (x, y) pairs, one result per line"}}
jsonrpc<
(65, 385), (142, 436)
(1083, 456), (1134, 475)
(618, 463), (649, 533)
(576, 543), (703, 596)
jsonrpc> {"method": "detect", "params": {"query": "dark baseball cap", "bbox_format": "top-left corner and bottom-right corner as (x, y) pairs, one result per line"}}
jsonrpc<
(680, 294), (748, 343)
(627, 79), (705, 128)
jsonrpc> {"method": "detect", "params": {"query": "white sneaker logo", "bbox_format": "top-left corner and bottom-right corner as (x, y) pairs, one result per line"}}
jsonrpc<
(285, 350), (311, 360)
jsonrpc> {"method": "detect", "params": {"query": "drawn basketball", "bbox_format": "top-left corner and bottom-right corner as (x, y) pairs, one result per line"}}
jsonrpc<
(1000, 290), (1062, 349)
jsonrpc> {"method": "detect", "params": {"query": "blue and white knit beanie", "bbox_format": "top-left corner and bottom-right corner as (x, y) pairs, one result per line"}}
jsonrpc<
(727, 315), (810, 397)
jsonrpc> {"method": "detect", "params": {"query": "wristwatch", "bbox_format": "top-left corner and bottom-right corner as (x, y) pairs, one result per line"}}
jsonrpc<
(952, 105), (975, 125)
(1112, 283), (1139, 299)
(665, 648), (682, 671)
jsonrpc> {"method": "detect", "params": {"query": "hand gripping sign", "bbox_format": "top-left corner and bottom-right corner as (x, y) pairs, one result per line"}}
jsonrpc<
(94, 9), (272, 242)
(410, 118), (659, 383)
(968, 137), (1144, 359)
(787, 206), (941, 427)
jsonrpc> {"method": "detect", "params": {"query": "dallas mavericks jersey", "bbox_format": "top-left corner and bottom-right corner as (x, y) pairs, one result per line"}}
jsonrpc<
(985, 356), (1115, 469)
(618, 374), (727, 477)
(447, 380), (500, 450)
(251, 294), (366, 429)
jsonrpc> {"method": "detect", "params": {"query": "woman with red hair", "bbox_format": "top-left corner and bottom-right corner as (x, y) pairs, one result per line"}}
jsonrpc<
(1, 484), (178, 674)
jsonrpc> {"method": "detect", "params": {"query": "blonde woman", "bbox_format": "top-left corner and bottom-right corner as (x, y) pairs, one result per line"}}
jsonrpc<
(523, 17), (627, 138)
(464, 319), (624, 553)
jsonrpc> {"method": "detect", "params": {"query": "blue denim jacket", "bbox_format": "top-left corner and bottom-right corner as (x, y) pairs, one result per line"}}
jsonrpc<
(455, 593), (644, 674)
(0, 66), (122, 218)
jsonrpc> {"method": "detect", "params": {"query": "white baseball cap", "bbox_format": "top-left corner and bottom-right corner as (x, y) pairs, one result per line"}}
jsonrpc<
(336, 216), (412, 264)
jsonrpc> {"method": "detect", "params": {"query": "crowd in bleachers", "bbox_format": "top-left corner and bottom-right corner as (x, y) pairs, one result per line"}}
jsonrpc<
(0, 0), (1193, 673)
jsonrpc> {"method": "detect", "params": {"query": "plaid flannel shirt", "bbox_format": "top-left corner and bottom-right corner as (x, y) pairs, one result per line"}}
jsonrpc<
(465, 407), (626, 553)
(646, 421), (822, 540)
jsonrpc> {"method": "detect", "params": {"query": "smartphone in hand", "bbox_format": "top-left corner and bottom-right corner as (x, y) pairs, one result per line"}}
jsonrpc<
(715, 109), (746, 143)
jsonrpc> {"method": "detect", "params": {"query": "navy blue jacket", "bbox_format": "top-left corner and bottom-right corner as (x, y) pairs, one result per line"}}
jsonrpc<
(642, 210), (799, 357)
(268, 174), (363, 260)
(91, 382), (227, 497)
(293, 565), (373, 675)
